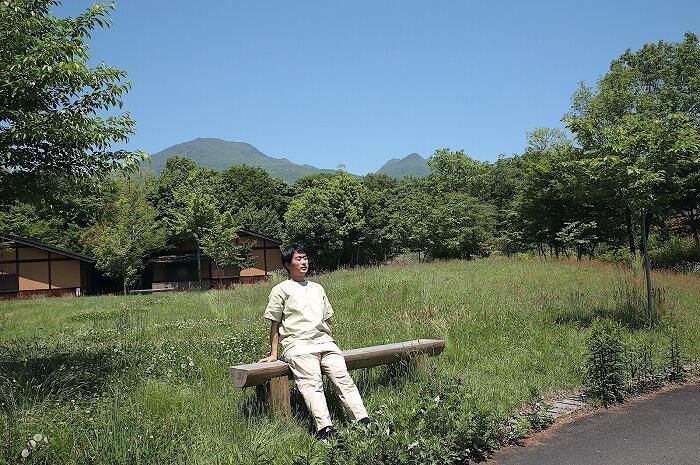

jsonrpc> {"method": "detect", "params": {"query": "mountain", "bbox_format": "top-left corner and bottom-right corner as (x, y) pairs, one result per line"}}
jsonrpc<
(375, 153), (430, 179)
(147, 138), (335, 183)
(148, 138), (430, 183)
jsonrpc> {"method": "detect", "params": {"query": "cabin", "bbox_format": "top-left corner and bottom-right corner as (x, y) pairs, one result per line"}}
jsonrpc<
(142, 229), (283, 291)
(0, 229), (283, 298)
(0, 233), (103, 299)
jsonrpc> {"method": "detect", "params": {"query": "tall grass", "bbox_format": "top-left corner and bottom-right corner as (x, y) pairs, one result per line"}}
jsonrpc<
(1, 258), (699, 463)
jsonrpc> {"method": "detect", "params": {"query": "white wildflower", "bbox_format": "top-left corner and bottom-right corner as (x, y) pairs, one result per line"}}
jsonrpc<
(21, 449), (30, 458)
(28, 439), (36, 448)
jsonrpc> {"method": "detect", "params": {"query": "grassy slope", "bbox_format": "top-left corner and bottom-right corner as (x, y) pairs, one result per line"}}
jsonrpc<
(1, 258), (699, 463)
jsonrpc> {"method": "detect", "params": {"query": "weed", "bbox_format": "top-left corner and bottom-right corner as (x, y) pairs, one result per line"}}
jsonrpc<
(666, 327), (686, 382)
(586, 319), (625, 407)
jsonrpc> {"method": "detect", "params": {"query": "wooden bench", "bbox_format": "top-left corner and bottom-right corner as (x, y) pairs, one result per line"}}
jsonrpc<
(229, 339), (445, 417)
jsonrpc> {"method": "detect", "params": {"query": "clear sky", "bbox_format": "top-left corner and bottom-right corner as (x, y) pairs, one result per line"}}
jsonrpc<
(56, 1), (699, 175)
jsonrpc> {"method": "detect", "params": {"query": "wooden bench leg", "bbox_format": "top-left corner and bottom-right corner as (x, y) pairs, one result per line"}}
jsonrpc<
(269, 375), (291, 418)
(415, 353), (429, 374)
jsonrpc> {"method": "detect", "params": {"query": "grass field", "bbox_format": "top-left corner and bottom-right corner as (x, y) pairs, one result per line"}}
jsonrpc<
(1, 257), (699, 464)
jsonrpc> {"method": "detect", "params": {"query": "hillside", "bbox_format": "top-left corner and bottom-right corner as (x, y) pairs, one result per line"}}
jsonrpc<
(376, 153), (430, 178)
(1, 258), (698, 463)
(147, 138), (431, 182)
(147, 138), (335, 183)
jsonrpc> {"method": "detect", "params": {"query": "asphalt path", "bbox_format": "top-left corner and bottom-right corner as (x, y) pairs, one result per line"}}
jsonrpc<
(489, 379), (700, 465)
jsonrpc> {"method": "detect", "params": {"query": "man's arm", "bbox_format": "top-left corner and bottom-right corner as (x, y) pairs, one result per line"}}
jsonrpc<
(259, 320), (281, 363)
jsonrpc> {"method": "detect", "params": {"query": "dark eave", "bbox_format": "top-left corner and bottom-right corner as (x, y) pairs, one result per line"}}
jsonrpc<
(0, 232), (95, 263)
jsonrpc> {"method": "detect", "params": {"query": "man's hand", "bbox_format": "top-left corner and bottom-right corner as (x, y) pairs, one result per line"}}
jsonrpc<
(258, 354), (278, 363)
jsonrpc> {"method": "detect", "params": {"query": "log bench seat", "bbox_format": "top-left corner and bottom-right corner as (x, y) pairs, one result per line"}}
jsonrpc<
(229, 339), (445, 417)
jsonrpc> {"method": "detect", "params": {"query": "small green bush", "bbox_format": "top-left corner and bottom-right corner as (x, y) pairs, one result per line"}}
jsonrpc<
(586, 319), (625, 407)
(596, 245), (633, 266)
(328, 376), (500, 465)
(648, 235), (699, 273)
(667, 327), (687, 383)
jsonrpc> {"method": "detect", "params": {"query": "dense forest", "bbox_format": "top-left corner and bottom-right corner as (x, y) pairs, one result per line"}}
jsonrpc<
(1, 2), (699, 291)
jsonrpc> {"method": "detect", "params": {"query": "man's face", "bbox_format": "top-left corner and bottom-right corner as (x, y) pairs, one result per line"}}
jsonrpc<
(288, 251), (308, 278)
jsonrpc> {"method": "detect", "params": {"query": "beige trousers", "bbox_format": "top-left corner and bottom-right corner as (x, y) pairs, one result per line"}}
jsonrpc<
(285, 346), (368, 431)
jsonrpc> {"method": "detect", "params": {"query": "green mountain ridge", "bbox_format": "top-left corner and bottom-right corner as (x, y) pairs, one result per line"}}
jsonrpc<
(147, 138), (335, 183)
(147, 138), (429, 182)
(376, 153), (430, 178)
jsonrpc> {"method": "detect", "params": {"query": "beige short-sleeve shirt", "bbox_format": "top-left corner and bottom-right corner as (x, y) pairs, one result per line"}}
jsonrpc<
(263, 279), (335, 356)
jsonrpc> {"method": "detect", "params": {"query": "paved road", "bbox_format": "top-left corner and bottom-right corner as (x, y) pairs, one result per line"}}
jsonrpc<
(489, 380), (700, 465)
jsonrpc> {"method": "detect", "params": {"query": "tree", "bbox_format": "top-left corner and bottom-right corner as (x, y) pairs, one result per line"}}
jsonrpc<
(556, 221), (599, 260)
(427, 148), (492, 200)
(0, 174), (117, 252)
(236, 205), (284, 240)
(82, 172), (164, 294)
(0, 0), (144, 178)
(165, 182), (220, 286)
(285, 172), (368, 269)
(565, 33), (700, 322)
(216, 165), (290, 218)
(199, 212), (254, 286)
(360, 174), (399, 264)
(488, 155), (526, 256)
(426, 191), (494, 260)
(154, 156), (217, 215)
(389, 178), (433, 260)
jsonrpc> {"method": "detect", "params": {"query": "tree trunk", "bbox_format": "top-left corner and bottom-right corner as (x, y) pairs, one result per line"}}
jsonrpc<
(197, 248), (202, 289)
(640, 212), (653, 323)
(625, 205), (637, 256)
(589, 242), (597, 260)
(123, 279), (128, 296)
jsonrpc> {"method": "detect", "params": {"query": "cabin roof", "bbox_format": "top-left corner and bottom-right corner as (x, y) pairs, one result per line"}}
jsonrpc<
(0, 232), (95, 263)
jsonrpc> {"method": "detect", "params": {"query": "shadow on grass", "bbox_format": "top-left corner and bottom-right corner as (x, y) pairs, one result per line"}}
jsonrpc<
(552, 284), (667, 330)
(554, 304), (662, 330)
(238, 359), (421, 435)
(0, 349), (129, 410)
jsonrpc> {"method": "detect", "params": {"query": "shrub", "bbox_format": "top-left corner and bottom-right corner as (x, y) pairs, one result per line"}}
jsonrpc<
(648, 235), (699, 273)
(328, 376), (500, 465)
(596, 245), (633, 266)
(666, 327), (686, 383)
(586, 319), (625, 407)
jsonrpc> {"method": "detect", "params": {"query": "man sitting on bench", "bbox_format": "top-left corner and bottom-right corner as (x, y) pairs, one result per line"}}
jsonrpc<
(259, 243), (369, 438)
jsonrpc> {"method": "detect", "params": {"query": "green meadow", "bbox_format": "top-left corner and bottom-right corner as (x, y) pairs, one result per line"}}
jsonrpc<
(1, 258), (699, 464)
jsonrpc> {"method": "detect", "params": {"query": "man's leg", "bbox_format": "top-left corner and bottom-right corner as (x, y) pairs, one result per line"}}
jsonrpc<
(320, 347), (368, 422)
(286, 353), (333, 432)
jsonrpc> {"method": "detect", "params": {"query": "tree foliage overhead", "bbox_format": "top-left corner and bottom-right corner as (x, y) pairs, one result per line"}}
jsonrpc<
(0, 0), (144, 177)
(565, 32), (700, 250)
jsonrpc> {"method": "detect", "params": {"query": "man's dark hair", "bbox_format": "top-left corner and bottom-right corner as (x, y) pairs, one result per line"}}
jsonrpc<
(281, 243), (307, 271)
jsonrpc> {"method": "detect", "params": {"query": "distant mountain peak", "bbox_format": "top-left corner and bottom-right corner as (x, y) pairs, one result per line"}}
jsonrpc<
(148, 138), (334, 183)
(149, 138), (430, 182)
(376, 153), (429, 179)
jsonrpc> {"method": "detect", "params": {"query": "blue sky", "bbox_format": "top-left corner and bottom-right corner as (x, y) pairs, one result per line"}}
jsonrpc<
(57, 1), (699, 174)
